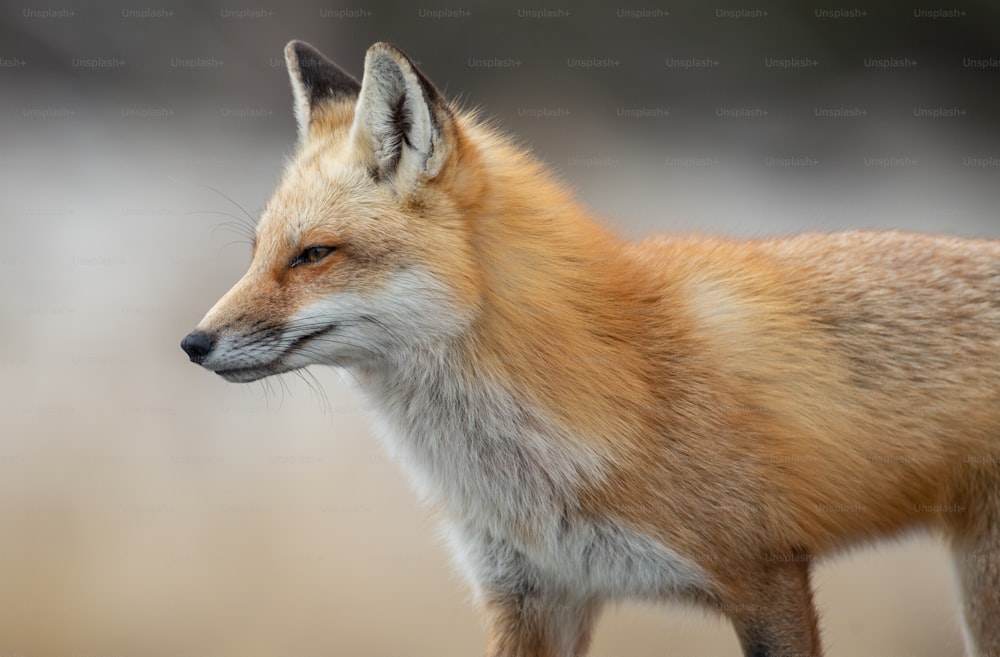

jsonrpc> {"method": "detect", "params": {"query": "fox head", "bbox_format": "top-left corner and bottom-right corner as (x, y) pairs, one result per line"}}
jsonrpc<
(181, 41), (488, 382)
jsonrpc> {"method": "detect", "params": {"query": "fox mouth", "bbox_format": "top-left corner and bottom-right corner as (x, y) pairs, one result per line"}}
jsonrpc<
(214, 365), (284, 383)
(212, 325), (337, 383)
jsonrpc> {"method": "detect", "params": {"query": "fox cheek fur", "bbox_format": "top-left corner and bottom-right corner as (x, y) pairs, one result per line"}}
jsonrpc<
(182, 40), (1000, 657)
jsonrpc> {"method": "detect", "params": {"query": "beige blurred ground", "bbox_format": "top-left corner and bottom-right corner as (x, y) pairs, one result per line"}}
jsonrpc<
(0, 106), (990, 657)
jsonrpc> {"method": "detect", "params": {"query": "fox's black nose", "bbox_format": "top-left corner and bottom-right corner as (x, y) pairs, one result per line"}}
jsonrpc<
(181, 330), (216, 364)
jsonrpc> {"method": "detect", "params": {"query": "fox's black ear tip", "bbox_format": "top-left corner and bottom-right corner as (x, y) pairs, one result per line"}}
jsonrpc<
(285, 40), (361, 100)
(365, 41), (414, 66)
(284, 40), (316, 65)
(367, 41), (401, 54)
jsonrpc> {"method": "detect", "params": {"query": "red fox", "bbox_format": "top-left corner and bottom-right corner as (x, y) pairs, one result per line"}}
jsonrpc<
(181, 41), (1000, 656)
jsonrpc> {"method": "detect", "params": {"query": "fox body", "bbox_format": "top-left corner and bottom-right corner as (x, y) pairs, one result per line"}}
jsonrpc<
(182, 41), (1000, 656)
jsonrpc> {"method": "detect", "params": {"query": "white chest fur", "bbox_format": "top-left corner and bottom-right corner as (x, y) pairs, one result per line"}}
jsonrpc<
(352, 354), (711, 601)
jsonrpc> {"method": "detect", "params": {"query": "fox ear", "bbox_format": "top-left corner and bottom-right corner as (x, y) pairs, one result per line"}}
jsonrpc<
(351, 42), (452, 187)
(284, 40), (361, 141)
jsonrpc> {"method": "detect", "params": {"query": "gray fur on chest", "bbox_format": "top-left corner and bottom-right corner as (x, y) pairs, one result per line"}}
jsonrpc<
(448, 513), (711, 602)
(354, 359), (710, 601)
(357, 360), (593, 537)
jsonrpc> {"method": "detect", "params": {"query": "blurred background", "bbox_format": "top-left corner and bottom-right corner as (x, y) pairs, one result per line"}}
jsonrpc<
(3, 1), (1000, 655)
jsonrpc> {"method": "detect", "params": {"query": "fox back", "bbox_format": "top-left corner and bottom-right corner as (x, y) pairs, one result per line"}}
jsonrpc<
(182, 41), (1000, 657)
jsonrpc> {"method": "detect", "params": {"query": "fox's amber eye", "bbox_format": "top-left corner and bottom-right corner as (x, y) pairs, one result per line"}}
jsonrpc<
(290, 246), (337, 268)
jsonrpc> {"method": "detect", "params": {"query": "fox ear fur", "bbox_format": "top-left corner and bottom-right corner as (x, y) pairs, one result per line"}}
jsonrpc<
(284, 40), (361, 141)
(351, 42), (453, 187)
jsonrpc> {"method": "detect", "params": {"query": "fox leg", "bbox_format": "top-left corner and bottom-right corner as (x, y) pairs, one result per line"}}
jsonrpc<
(950, 483), (1000, 656)
(456, 526), (600, 657)
(482, 591), (600, 657)
(725, 558), (823, 657)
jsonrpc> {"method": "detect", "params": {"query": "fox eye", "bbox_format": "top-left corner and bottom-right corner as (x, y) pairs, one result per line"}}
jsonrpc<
(290, 246), (337, 268)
